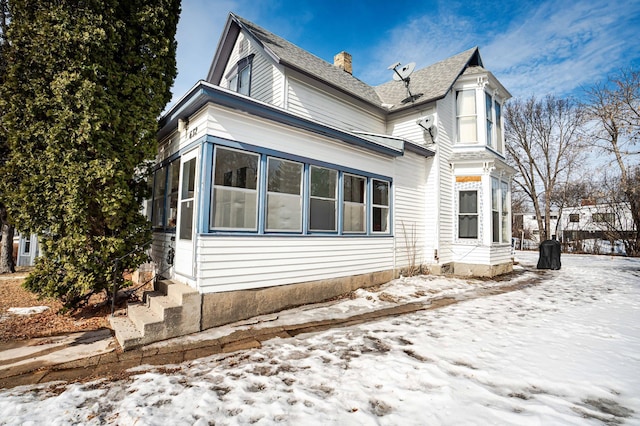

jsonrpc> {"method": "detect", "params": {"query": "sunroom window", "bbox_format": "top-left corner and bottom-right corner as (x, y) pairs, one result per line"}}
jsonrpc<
(309, 166), (337, 232)
(372, 180), (390, 233)
(343, 174), (366, 233)
(166, 160), (180, 228)
(211, 147), (259, 230)
(266, 157), (303, 232)
(152, 167), (167, 228)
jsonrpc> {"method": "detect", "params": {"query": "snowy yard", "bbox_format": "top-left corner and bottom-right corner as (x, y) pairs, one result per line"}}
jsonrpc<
(1, 251), (639, 425)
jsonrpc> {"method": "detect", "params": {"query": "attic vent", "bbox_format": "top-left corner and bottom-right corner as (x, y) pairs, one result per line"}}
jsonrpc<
(238, 38), (248, 54)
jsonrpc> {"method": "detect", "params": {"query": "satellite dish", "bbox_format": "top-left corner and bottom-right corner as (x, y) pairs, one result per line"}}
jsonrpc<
(417, 115), (435, 130)
(392, 62), (416, 81)
(417, 114), (437, 143)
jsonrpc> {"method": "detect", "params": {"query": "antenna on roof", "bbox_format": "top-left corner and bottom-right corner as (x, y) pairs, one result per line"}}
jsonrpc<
(388, 62), (423, 104)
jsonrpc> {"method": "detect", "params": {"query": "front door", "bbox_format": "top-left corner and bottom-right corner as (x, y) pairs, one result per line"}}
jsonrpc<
(174, 149), (198, 278)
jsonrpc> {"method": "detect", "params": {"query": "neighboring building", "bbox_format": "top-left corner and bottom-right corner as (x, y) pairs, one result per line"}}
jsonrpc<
(560, 202), (634, 255)
(13, 232), (38, 267)
(517, 203), (634, 255)
(113, 12), (515, 346)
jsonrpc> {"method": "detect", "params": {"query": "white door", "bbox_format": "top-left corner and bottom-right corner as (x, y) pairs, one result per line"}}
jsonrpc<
(174, 149), (198, 278)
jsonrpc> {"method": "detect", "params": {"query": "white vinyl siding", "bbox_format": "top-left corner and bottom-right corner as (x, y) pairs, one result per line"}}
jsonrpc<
(287, 77), (385, 133)
(220, 32), (285, 107)
(393, 151), (428, 269)
(436, 93), (455, 263)
(196, 236), (394, 293)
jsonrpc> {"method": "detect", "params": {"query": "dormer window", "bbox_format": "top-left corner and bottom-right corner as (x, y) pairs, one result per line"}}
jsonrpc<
(227, 54), (254, 96)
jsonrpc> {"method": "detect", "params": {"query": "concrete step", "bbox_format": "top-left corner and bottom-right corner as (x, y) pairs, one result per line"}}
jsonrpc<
(147, 294), (183, 318)
(110, 279), (202, 351)
(127, 303), (165, 337)
(158, 280), (199, 305)
(109, 316), (143, 351)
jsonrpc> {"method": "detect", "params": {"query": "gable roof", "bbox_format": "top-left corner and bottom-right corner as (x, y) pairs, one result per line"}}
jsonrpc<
(375, 47), (483, 112)
(208, 14), (497, 114)
(208, 13), (383, 108)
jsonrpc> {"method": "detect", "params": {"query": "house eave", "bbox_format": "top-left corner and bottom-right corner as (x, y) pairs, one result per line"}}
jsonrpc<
(158, 82), (405, 157)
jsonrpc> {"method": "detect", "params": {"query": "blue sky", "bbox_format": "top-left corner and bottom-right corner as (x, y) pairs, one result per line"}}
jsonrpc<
(171, 0), (640, 107)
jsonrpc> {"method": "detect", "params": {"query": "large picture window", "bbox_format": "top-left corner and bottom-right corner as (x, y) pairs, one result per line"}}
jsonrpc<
(459, 190), (478, 239)
(456, 90), (477, 143)
(211, 147), (259, 230)
(343, 174), (366, 233)
(267, 157), (303, 232)
(372, 180), (390, 233)
(309, 166), (337, 232)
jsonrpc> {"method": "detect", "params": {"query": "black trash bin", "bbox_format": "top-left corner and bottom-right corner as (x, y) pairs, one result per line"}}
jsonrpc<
(537, 239), (561, 270)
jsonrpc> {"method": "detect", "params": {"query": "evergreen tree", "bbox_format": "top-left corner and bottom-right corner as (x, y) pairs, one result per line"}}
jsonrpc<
(0, 0), (180, 306)
(0, 0), (15, 274)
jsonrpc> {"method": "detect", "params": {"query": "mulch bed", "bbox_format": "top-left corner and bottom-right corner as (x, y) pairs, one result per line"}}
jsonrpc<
(0, 269), (115, 343)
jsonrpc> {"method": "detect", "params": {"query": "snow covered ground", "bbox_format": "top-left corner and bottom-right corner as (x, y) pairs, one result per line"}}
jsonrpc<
(1, 251), (639, 425)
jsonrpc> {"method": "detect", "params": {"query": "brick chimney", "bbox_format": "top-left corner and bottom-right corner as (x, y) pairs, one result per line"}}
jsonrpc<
(334, 51), (352, 74)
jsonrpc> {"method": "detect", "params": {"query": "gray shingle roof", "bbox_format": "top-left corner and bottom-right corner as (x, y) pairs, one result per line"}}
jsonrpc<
(375, 47), (482, 111)
(230, 14), (483, 113)
(232, 14), (383, 108)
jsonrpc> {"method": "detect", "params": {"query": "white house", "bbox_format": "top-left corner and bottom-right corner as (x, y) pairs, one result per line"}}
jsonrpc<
(112, 13), (514, 348)
(517, 202), (635, 255)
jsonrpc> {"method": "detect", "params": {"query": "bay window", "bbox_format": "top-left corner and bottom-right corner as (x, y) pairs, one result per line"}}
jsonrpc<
(491, 177), (511, 243)
(456, 90), (477, 143)
(211, 147), (259, 230)
(459, 190), (478, 239)
(486, 94), (494, 149)
(495, 101), (503, 153)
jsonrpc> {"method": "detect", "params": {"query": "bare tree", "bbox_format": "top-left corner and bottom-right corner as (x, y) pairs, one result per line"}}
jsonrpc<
(505, 95), (587, 241)
(584, 70), (640, 256)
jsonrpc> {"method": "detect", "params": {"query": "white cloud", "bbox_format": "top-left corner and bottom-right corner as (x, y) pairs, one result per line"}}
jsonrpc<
(481, 0), (640, 98)
(361, 0), (640, 97)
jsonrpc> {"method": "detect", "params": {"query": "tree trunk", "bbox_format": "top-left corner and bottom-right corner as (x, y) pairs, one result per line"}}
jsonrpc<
(0, 221), (15, 274)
